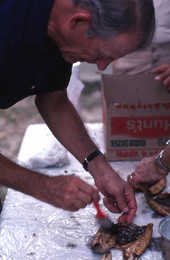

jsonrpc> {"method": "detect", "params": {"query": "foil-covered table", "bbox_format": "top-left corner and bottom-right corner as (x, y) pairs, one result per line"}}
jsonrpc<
(0, 123), (167, 260)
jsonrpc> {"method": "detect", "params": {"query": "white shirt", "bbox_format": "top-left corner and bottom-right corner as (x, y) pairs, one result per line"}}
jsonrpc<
(153, 0), (170, 44)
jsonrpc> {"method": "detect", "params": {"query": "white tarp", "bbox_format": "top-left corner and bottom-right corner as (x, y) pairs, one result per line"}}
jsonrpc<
(0, 123), (167, 260)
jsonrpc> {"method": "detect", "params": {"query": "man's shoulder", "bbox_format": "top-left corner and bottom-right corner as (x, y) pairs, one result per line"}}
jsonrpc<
(0, 0), (54, 51)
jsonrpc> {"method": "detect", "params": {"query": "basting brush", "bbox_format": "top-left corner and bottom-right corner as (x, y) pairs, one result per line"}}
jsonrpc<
(93, 201), (112, 230)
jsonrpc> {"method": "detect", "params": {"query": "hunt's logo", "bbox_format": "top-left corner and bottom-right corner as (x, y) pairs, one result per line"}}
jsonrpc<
(111, 116), (170, 138)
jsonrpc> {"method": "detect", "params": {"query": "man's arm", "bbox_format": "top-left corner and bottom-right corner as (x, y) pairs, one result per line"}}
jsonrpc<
(0, 152), (99, 210)
(35, 90), (137, 223)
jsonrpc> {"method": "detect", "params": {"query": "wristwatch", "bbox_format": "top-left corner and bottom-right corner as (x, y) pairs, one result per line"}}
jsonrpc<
(166, 139), (170, 145)
(155, 140), (170, 175)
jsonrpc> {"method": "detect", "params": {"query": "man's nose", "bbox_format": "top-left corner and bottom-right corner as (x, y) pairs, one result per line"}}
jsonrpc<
(96, 59), (113, 71)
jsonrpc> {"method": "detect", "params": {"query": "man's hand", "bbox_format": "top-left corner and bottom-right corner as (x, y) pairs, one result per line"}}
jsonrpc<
(128, 155), (165, 187)
(89, 160), (136, 224)
(40, 174), (100, 211)
(151, 63), (170, 91)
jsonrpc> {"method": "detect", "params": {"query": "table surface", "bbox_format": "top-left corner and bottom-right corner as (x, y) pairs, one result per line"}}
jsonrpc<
(0, 123), (167, 260)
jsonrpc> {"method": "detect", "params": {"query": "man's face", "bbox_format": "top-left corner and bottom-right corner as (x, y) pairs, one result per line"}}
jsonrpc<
(58, 32), (138, 71)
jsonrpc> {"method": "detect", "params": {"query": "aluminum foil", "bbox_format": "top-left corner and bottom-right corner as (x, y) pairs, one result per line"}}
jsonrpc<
(0, 123), (167, 259)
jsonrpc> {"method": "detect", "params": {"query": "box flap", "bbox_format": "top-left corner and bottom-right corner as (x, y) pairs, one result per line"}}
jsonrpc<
(101, 74), (170, 104)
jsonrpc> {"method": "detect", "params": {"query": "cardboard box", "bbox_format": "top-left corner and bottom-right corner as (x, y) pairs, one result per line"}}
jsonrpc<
(101, 74), (170, 161)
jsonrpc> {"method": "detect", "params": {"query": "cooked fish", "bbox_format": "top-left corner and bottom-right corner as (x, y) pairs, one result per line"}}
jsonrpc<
(148, 178), (167, 195)
(146, 193), (170, 216)
(100, 251), (112, 260)
(91, 222), (153, 260)
(134, 177), (167, 195)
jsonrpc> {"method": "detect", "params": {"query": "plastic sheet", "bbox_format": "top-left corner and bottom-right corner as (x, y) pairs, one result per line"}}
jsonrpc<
(0, 123), (167, 259)
(21, 126), (70, 168)
(67, 62), (84, 111)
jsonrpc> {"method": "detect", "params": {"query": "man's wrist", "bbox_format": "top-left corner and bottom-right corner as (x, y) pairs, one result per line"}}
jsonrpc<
(155, 149), (170, 176)
(83, 149), (104, 171)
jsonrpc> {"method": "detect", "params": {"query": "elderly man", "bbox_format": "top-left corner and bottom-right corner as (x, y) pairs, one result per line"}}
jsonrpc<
(0, 0), (155, 223)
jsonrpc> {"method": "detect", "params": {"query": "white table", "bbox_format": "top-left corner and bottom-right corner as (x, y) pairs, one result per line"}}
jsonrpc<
(0, 123), (167, 260)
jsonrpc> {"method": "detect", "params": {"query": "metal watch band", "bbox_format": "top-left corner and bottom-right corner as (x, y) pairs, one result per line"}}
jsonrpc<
(155, 150), (170, 175)
(166, 138), (170, 145)
(83, 149), (103, 171)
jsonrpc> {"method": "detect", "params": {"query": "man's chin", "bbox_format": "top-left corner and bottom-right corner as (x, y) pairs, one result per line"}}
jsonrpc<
(62, 55), (80, 64)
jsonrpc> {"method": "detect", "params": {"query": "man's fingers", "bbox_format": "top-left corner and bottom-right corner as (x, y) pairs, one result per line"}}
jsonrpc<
(104, 194), (129, 214)
(78, 183), (100, 202)
(128, 172), (143, 186)
(118, 209), (136, 223)
(151, 64), (170, 74)
(151, 64), (170, 91)
(128, 173), (137, 185)
(125, 192), (137, 223)
(116, 188), (136, 223)
(57, 175), (100, 210)
(116, 196), (129, 214)
(71, 176), (100, 201)
(104, 193), (136, 223)
(75, 189), (97, 206)
(103, 197), (122, 213)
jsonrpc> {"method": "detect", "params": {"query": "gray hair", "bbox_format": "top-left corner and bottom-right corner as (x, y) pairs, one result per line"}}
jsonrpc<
(72, 0), (155, 48)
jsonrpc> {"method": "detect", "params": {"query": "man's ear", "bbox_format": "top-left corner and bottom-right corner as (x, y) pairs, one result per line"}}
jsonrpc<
(69, 12), (92, 30)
